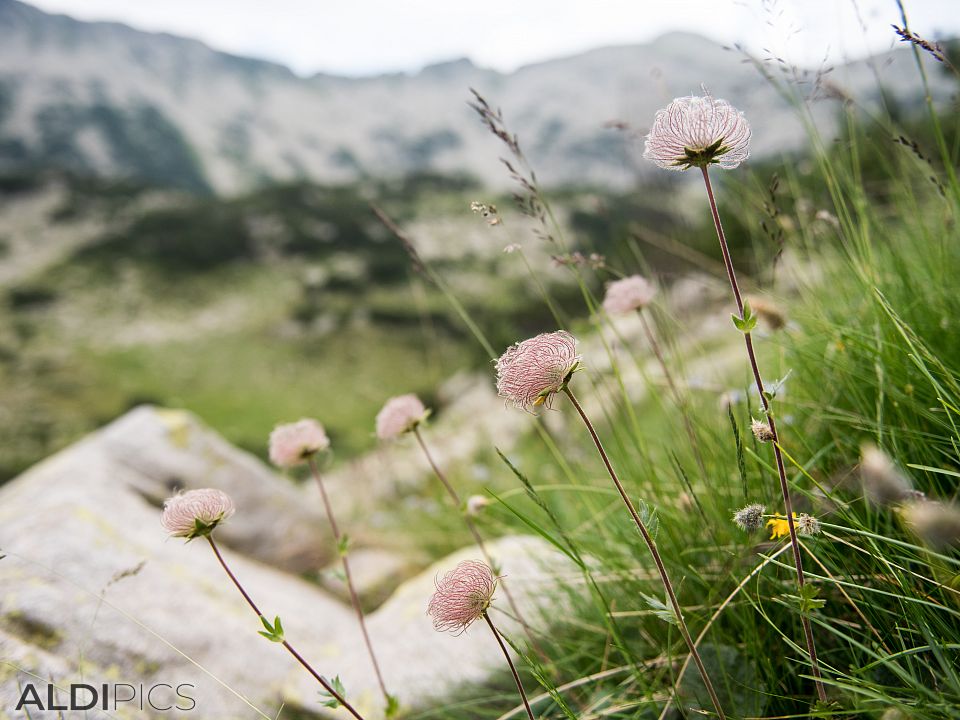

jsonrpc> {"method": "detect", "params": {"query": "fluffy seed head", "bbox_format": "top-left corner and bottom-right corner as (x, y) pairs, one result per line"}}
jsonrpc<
(644, 94), (751, 171)
(796, 513), (822, 536)
(860, 444), (913, 505)
(602, 275), (657, 315)
(902, 500), (960, 549)
(161, 488), (235, 539)
(733, 503), (766, 532)
(269, 419), (330, 468)
(376, 394), (429, 440)
(495, 331), (581, 411)
(751, 418), (775, 443)
(427, 560), (498, 634)
(746, 296), (787, 331)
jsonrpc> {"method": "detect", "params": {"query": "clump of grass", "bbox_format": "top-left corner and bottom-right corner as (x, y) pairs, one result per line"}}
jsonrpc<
(406, 27), (960, 719)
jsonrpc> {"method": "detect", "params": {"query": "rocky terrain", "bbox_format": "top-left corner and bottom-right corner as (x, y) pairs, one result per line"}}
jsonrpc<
(0, 0), (955, 194)
(0, 406), (573, 719)
(0, 260), (782, 717)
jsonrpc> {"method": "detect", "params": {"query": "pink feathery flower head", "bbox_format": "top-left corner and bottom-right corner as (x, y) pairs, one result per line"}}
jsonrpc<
(376, 394), (430, 440)
(161, 488), (235, 540)
(495, 330), (581, 411)
(644, 94), (751, 171)
(427, 560), (498, 634)
(603, 275), (657, 314)
(269, 418), (330, 468)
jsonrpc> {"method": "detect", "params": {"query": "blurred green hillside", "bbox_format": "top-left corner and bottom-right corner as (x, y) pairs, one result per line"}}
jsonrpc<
(0, 169), (679, 479)
(2, 87), (958, 482)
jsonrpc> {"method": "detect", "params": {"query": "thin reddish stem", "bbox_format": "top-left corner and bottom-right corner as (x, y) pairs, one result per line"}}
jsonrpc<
(412, 427), (543, 652)
(484, 613), (536, 720)
(309, 458), (390, 702)
(700, 165), (827, 702)
(205, 535), (367, 720)
(563, 387), (726, 720)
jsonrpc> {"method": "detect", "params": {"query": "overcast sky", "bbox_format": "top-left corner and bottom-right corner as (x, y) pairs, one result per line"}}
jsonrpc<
(24, 0), (960, 77)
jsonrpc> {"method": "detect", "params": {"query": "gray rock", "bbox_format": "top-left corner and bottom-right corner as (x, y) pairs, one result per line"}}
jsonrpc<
(0, 410), (574, 719)
(319, 548), (417, 610)
(313, 535), (570, 717)
(97, 405), (331, 571)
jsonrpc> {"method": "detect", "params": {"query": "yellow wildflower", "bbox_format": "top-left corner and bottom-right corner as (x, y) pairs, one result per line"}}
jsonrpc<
(766, 513), (798, 540)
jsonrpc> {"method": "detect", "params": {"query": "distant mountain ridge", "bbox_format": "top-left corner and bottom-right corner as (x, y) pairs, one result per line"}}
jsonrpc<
(0, 0), (954, 194)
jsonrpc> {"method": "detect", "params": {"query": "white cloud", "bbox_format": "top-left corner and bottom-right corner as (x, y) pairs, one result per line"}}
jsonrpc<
(22, 0), (960, 77)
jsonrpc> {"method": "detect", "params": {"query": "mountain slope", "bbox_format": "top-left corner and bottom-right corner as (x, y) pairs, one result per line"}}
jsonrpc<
(0, 0), (954, 194)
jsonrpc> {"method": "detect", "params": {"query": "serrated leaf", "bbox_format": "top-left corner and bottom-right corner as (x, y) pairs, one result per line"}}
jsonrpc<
(786, 584), (826, 615)
(637, 499), (659, 539)
(385, 694), (401, 717)
(319, 676), (346, 708)
(641, 592), (679, 625)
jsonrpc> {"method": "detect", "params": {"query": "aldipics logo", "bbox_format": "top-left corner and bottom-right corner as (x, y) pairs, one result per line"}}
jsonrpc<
(14, 682), (196, 713)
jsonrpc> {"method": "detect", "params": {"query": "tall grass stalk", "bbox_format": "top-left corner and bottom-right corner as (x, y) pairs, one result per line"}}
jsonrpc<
(699, 165), (827, 703)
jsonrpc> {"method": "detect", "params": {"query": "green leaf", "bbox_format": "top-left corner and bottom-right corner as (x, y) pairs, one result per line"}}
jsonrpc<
(763, 370), (792, 404)
(486, 488), (583, 567)
(337, 534), (351, 557)
(641, 592), (679, 625)
(319, 676), (347, 708)
(637, 499), (659, 540)
(813, 699), (840, 717)
(732, 300), (758, 333)
(257, 614), (285, 643)
(786, 584), (826, 615)
(385, 693), (401, 718)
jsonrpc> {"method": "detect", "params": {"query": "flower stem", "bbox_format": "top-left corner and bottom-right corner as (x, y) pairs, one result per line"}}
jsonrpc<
(562, 387), (726, 720)
(308, 458), (390, 703)
(204, 535), (367, 720)
(483, 612), (536, 720)
(412, 427), (545, 656)
(700, 165), (827, 703)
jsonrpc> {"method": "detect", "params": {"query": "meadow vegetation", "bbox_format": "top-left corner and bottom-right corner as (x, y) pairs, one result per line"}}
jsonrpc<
(3, 20), (960, 720)
(385, 47), (960, 719)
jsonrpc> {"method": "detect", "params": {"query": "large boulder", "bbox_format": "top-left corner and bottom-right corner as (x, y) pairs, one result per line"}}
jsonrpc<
(96, 406), (330, 570)
(0, 408), (573, 719)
